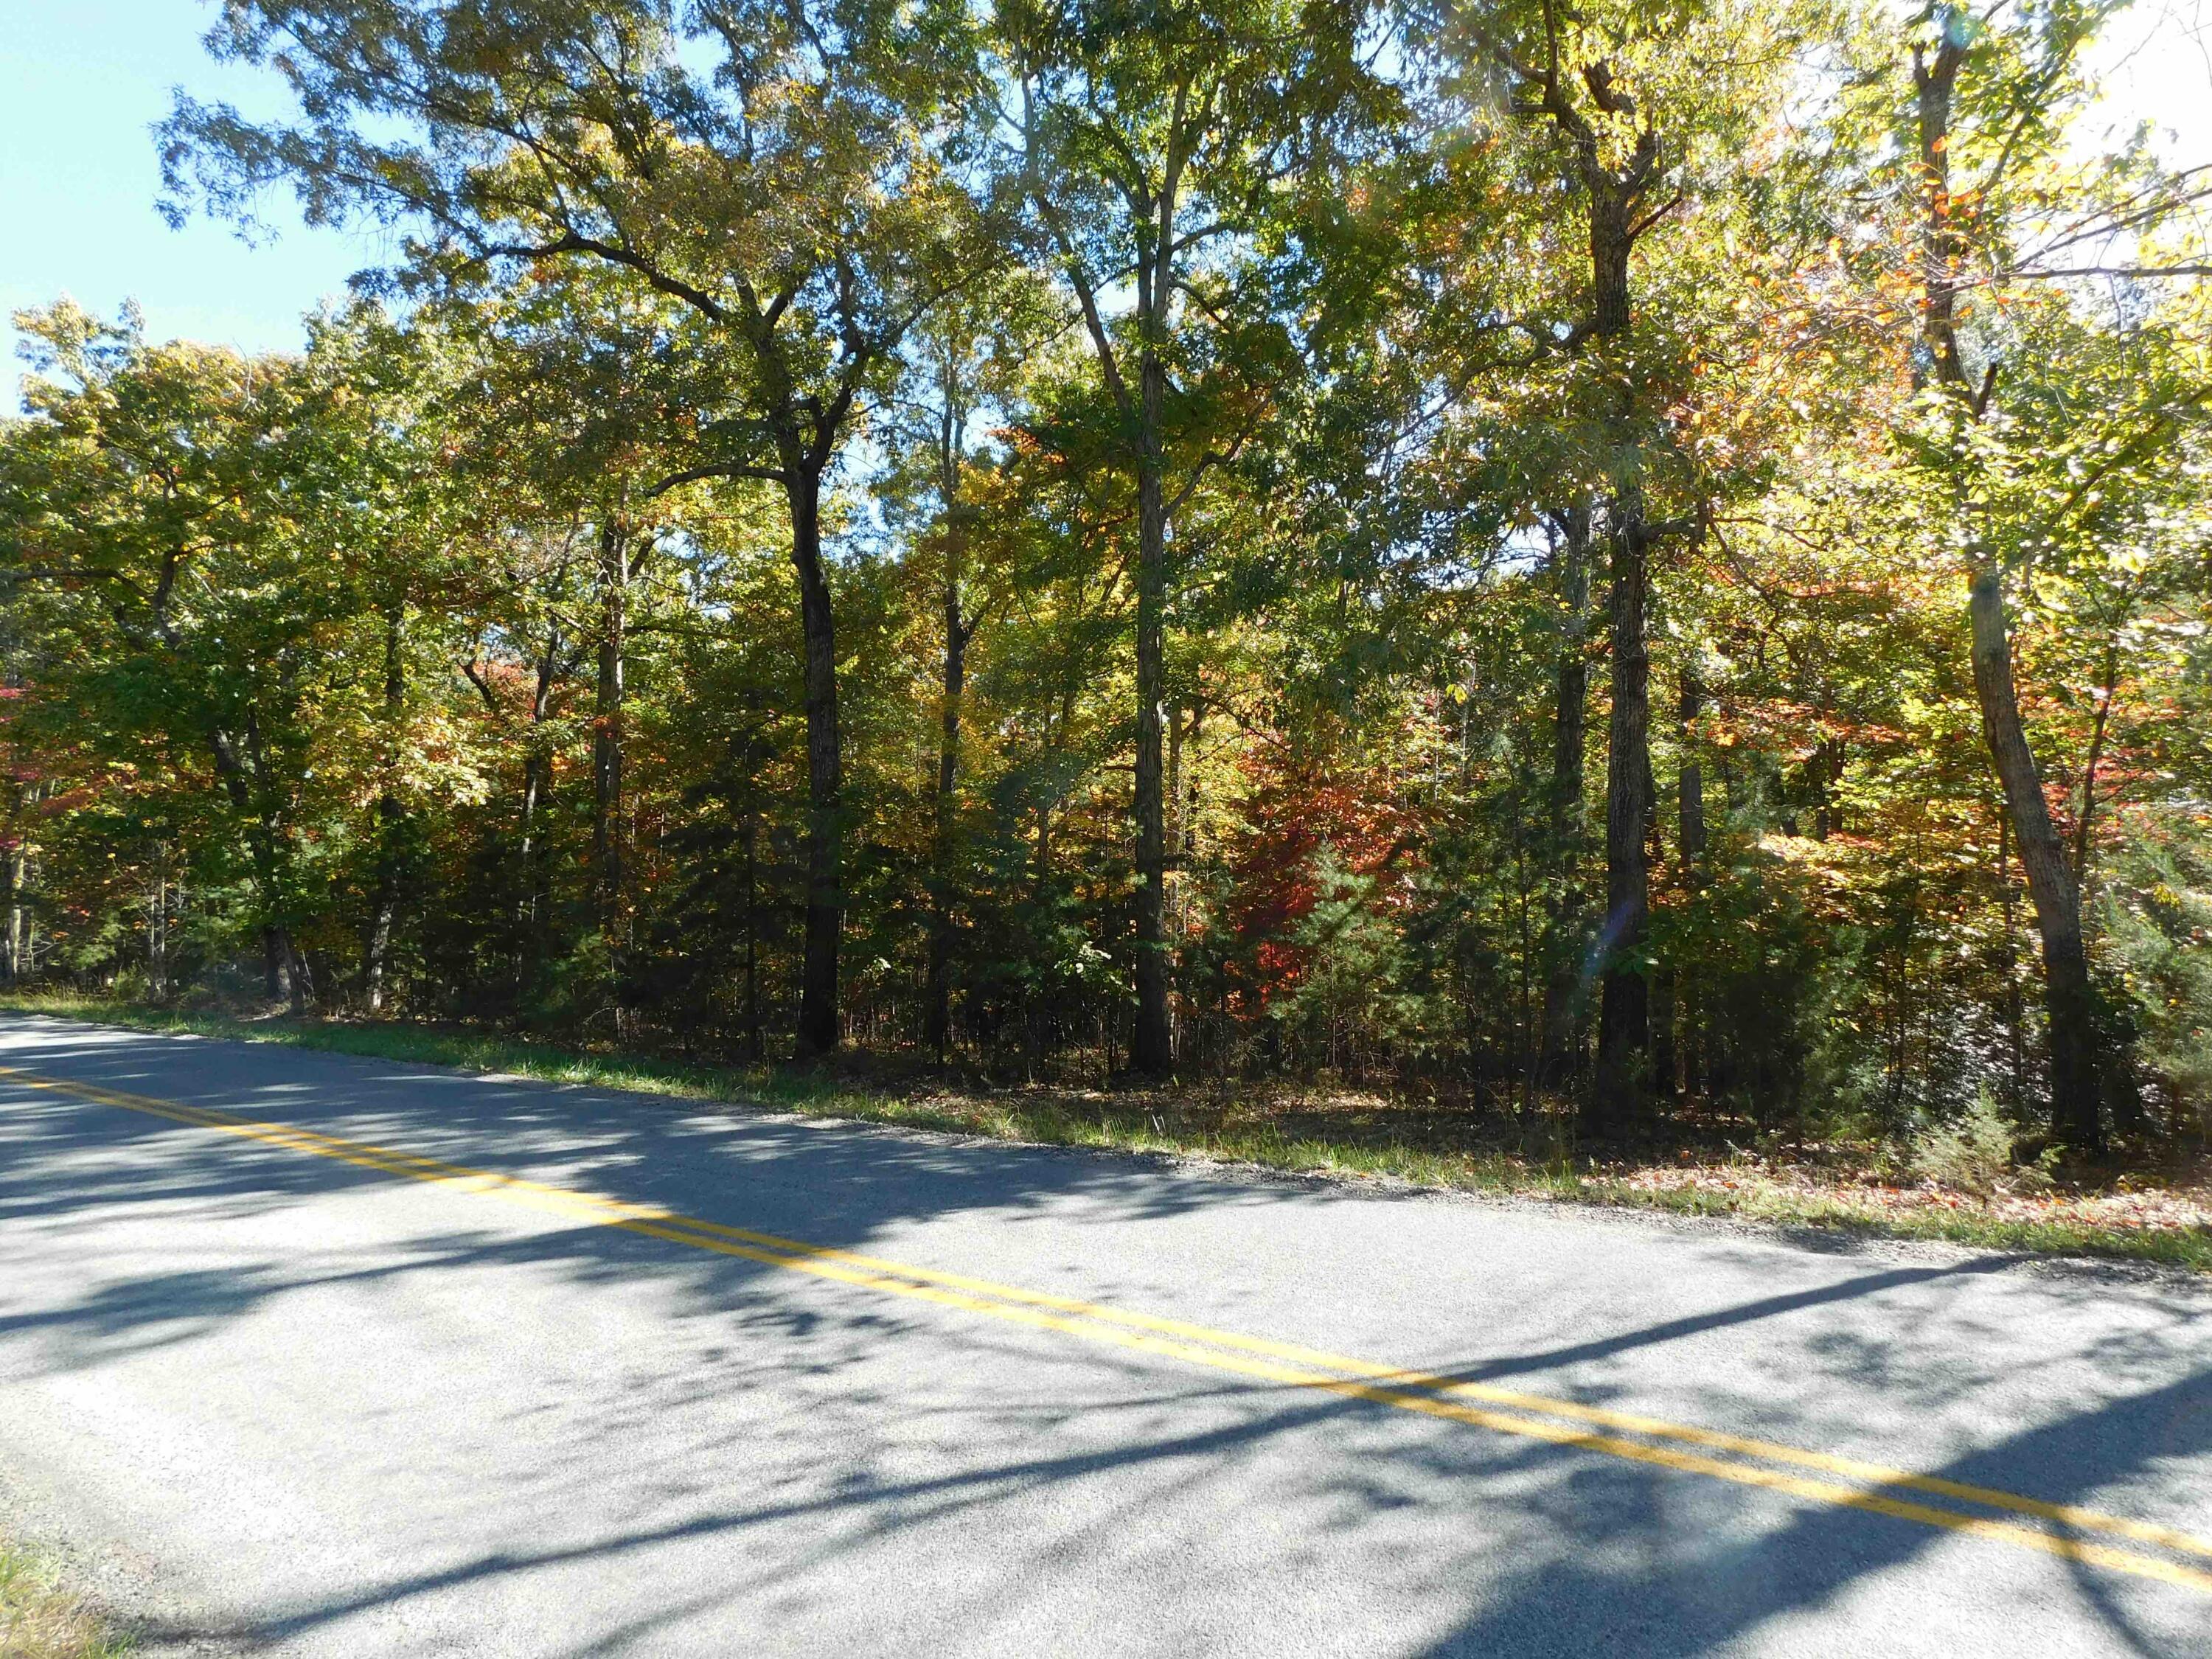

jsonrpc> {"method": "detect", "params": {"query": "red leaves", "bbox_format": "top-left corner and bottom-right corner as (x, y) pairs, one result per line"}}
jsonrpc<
(1219, 742), (1426, 1015)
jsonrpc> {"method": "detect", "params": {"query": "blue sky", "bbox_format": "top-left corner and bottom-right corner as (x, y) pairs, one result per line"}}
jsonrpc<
(1, 1), (386, 391)
(4, 0), (2208, 405)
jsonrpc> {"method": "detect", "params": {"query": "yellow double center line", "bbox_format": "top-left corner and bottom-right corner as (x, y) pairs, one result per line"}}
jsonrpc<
(9, 1062), (2211, 1593)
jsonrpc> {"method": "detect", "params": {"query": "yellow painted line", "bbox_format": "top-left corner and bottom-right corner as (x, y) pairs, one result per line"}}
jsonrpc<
(7, 1062), (2211, 1594)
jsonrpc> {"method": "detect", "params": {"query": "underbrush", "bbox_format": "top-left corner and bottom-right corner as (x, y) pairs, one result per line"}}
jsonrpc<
(4, 991), (2208, 1271)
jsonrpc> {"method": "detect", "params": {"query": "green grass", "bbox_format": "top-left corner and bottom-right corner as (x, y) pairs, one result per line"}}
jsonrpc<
(6, 990), (2208, 1272)
(0, 1538), (132, 1659)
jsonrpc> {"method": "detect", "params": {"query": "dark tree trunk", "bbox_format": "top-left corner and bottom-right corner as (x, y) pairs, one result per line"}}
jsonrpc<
(592, 518), (629, 1032)
(1522, 62), (1663, 1133)
(1969, 567), (2102, 1151)
(1130, 346), (1172, 1077)
(593, 521), (627, 936)
(1590, 183), (1633, 340)
(927, 397), (970, 1065)
(1540, 504), (1593, 1088)
(1677, 668), (1707, 1096)
(928, 577), (968, 1063)
(742, 815), (763, 1062)
(1025, 87), (1195, 1078)
(788, 469), (844, 1059)
(1592, 510), (1652, 1132)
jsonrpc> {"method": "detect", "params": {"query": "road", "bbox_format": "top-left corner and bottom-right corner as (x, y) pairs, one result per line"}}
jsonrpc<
(1, 1014), (2209, 1657)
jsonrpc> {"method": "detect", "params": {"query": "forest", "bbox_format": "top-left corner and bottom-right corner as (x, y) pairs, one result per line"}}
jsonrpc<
(3, 0), (2210, 1169)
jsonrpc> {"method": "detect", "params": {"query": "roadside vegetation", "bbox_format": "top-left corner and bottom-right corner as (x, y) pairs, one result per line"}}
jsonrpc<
(4, 3), (2210, 1251)
(0, 1535), (131, 1659)
(10, 994), (2205, 1272)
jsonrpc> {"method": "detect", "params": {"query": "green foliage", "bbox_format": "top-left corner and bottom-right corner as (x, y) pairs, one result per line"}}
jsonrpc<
(0, 0), (2208, 1165)
(2100, 810), (2212, 1127)
(1906, 1089), (2023, 1194)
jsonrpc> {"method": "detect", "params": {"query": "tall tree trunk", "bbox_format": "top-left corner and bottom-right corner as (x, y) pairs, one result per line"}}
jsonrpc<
(1969, 566), (2102, 1150)
(1540, 504), (1593, 1088)
(362, 601), (406, 1015)
(1677, 668), (1708, 1097)
(1590, 181), (1633, 340)
(593, 518), (628, 1028)
(1592, 508), (1652, 1131)
(1917, 37), (2102, 1150)
(1025, 85), (1191, 1077)
(1130, 344), (1172, 1077)
(927, 397), (970, 1065)
(592, 524), (627, 928)
(742, 814), (763, 1062)
(928, 571), (969, 1062)
(1583, 138), (1658, 1130)
(789, 468), (844, 1059)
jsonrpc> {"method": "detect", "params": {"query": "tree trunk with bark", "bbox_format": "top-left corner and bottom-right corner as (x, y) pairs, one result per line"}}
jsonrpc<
(1540, 504), (1593, 1087)
(1023, 80), (1194, 1079)
(1917, 34), (2104, 1150)
(1677, 667), (1708, 1096)
(1593, 509), (1653, 1130)
(927, 570), (969, 1062)
(1969, 567), (2102, 1150)
(787, 467), (845, 1059)
(1515, 45), (1666, 1133)
(927, 394), (972, 1065)
(593, 517), (629, 1028)
(741, 814), (764, 1062)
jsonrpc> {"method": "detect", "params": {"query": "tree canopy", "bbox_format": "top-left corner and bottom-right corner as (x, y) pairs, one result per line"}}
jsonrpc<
(5, 0), (2210, 1156)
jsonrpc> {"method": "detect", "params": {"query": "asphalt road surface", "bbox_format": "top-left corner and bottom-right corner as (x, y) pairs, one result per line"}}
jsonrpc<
(3, 1014), (2210, 1657)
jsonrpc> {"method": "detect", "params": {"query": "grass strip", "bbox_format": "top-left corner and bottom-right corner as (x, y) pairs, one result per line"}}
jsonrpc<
(4, 992), (2206, 1272)
(0, 1536), (131, 1659)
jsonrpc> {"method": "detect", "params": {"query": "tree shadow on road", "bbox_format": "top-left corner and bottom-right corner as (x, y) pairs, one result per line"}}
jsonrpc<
(4, 1017), (2211, 1658)
(1403, 1363), (2212, 1658)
